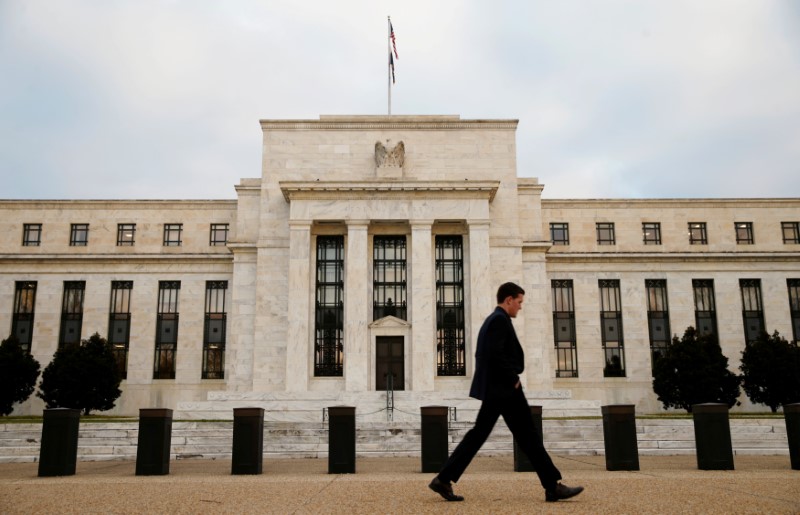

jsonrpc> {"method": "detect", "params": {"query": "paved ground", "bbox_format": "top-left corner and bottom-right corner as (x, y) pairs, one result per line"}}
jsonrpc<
(1, 455), (798, 514)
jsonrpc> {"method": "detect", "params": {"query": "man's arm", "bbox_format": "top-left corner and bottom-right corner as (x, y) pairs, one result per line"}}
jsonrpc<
(486, 316), (522, 388)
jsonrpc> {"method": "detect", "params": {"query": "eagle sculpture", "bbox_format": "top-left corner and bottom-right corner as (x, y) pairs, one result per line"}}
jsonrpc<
(375, 140), (405, 168)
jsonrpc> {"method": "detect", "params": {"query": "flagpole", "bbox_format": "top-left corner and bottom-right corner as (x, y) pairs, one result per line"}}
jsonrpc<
(388, 16), (391, 115)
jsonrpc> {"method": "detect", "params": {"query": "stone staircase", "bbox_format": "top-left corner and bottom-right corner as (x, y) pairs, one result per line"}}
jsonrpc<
(0, 417), (789, 463)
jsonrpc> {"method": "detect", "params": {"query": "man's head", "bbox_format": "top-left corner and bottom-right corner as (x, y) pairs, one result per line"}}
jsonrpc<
(496, 282), (525, 318)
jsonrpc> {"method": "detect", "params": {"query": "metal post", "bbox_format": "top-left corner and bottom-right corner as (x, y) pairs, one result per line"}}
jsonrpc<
(328, 406), (356, 474)
(692, 403), (734, 470)
(514, 405), (543, 472)
(38, 408), (80, 477)
(601, 404), (640, 471)
(420, 406), (449, 473)
(135, 408), (173, 476)
(784, 403), (800, 470)
(232, 407), (265, 475)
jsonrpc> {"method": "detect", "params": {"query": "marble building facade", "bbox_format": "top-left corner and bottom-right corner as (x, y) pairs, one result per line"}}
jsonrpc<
(1, 115), (798, 418)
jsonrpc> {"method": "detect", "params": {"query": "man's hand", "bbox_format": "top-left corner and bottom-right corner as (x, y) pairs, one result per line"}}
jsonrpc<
(515, 380), (521, 389)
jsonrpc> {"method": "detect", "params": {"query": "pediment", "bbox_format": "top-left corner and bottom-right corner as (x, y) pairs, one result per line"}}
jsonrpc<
(368, 316), (411, 329)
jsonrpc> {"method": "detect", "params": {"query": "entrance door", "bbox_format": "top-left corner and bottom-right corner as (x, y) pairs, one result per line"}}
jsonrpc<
(376, 336), (404, 391)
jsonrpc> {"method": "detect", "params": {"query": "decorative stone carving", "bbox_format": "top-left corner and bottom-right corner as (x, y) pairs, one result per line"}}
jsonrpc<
(375, 140), (405, 168)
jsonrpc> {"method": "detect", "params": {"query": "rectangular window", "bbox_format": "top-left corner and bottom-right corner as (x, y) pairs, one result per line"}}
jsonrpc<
(740, 279), (765, 344)
(642, 223), (661, 245)
(108, 281), (132, 379)
(117, 224), (136, 246)
(596, 223), (615, 245)
(688, 222), (707, 245)
(550, 223), (569, 245)
(599, 280), (625, 377)
(436, 235), (466, 376)
(646, 279), (671, 374)
(22, 224), (42, 246)
(70, 224), (89, 246)
(552, 280), (578, 378)
(782, 222), (800, 244)
(314, 236), (344, 376)
(163, 223), (183, 246)
(788, 279), (800, 344)
(210, 223), (229, 246)
(59, 281), (85, 347)
(154, 281), (180, 379)
(693, 279), (718, 342)
(12, 281), (37, 353)
(735, 222), (754, 245)
(373, 236), (407, 320)
(202, 281), (227, 379)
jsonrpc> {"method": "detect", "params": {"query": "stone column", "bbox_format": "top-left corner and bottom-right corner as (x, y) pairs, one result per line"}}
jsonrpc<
(285, 220), (312, 392)
(344, 220), (370, 392)
(410, 221), (435, 391)
(468, 220), (493, 375)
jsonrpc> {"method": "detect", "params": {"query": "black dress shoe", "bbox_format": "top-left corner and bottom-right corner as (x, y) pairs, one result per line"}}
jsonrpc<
(428, 476), (464, 502)
(545, 483), (584, 502)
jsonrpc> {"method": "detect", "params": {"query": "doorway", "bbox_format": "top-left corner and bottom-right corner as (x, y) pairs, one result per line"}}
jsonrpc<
(376, 336), (404, 390)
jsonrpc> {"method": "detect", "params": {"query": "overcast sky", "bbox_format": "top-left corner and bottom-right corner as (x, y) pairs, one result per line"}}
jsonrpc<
(1, 0), (798, 200)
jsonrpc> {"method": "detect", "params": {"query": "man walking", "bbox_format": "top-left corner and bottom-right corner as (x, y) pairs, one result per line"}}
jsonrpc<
(428, 282), (584, 503)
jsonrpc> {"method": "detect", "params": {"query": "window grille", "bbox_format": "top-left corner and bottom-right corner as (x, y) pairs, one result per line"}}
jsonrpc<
(202, 281), (227, 379)
(552, 280), (578, 377)
(550, 223), (569, 245)
(117, 224), (136, 246)
(210, 224), (229, 246)
(642, 223), (662, 245)
(12, 281), (37, 353)
(109, 281), (133, 379)
(735, 222), (754, 245)
(163, 224), (183, 246)
(23, 224), (42, 246)
(692, 279), (718, 342)
(688, 222), (707, 245)
(314, 236), (344, 376)
(646, 279), (670, 374)
(70, 224), (89, 246)
(436, 235), (465, 376)
(154, 281), (180, 379)
(59, 281), (85, 347)
(599, 279), (625, 377)
(373, 236), (407, 320)
(739, 279), (765, 344)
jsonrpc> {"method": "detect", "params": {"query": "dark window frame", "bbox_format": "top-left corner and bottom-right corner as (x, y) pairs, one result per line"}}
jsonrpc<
(596, 222), (616, 245)
(550, 223), (569, 245)
(645, 279), (671, 375)
(688, 222), (707, 245)
(314, 236), (344, 377)
(436, 235), (466, 376)
(209, 223), (229, 246)
(739, 278), (765, 344)
(735, 222), (754, 245)
(692, 279), (718, 343)
(782, 222), (800, 244)
(70, 224), (89, 246)
(642, 222), (662, 245)
(599, 279), (625, 377)
(552, 279), (578, 378)
(116, 224), (136, 246)
(109, 281), (133, 379)
(22, 224), (42, 246)
(12, 281), (37, 353)
(163, 223), (183, 247)
(59, 281), (85, 347)
(788, 279), (800, 344)
(373, 235), (407, 321)
(202, 281), (228, 379)
(154, 281), (180, 379)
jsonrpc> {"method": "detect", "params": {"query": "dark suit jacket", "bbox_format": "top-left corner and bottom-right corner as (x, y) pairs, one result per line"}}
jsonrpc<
(469, 306), (525, 401)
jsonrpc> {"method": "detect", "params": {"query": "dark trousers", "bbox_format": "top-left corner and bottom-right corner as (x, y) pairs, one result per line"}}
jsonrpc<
(437, 388), (562, 490)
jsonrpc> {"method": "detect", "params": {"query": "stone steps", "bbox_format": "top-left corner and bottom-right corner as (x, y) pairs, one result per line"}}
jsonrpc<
(0, 419), (789, 463)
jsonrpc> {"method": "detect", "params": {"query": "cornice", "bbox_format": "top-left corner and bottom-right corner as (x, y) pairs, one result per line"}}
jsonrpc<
(542, 198), (800, 209)
(541, 251), (800, 263)
(279, 180), (500, 202)
(0, 199), (238, 210)
(0, 253), (234, 265)
(260, 117), (518, 131)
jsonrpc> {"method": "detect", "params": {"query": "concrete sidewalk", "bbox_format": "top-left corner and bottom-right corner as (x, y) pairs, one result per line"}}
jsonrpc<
(1, 455), (798, 514)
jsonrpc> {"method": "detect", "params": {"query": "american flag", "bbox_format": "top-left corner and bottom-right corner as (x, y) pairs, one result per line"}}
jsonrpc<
(390, 21), (398, 60)
(390, 52), (396, 84)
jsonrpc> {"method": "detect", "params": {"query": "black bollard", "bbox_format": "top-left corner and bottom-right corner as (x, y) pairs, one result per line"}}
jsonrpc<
(601, 404), (640, 471)
(232, 407), (265, 475)
(692, 403), (734, 470)
(38, 408), (80, 477)
(136, 408), (173, 475)
(784, 403), (800, 470)
(420, 406), (449, 473)
(514, 405), (543, 472)
(328, 406), (355, 474)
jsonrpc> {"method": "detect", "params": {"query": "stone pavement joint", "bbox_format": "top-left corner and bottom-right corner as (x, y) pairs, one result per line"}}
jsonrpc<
(1, 455), (798, 514)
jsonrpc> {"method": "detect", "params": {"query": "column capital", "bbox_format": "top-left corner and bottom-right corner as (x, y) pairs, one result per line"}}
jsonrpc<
(288, 219), (313, 229)
(467, 219), (492, 229)
(345, 219), (370, 227)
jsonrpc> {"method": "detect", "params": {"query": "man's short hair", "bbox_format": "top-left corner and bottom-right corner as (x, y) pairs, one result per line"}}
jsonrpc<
(497, 282), (525, 304)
